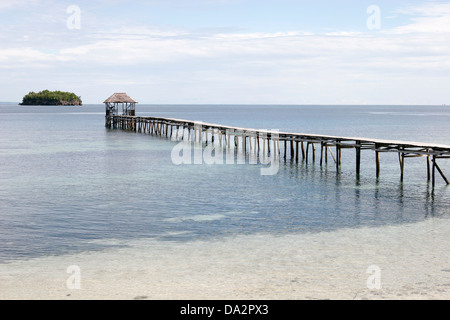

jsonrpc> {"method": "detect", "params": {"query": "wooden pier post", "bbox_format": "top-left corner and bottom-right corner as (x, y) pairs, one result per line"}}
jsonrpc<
(301, 142), (305, 161)
(399, 151), (405, 182)
(320, 142), (324, 166)
(433, 157), (450, 186)
(356, 141), (361, 178)
(257, 133), (260, 154)
(262, 136), (266, 155)
(432, 155), (436, 188)
(336, 143), (341, 171)
(290, 139), (294, 159)
(375, 143), (380, 178)
(312, 143), (316, 163)
(437, 161), (450, 185)
(306, 142), (310, 164)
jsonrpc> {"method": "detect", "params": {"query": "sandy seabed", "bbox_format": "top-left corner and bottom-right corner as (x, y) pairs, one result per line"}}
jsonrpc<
(1, 218), (450, 300)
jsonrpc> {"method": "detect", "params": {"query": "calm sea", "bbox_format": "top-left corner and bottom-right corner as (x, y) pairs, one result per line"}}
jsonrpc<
(0, 104), (449, 263)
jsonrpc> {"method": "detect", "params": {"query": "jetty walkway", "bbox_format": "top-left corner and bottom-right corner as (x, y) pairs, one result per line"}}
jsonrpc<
(105, 114), (450, 188)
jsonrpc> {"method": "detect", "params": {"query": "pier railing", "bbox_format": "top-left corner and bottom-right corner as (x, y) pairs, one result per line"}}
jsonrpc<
(106, 115), (450, 187)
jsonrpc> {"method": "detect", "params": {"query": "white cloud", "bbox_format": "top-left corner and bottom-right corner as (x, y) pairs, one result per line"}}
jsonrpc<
(51, 29), (449, 74)
(0, 0), (42, 12)
(0, 47), (63, 68)
(389, 2), (450, 34)
(3, 23), (450, 81)
(2, 1), (450, 104)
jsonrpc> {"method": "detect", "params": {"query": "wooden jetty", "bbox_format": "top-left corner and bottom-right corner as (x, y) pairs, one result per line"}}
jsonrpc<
(104, 96), (450, 188)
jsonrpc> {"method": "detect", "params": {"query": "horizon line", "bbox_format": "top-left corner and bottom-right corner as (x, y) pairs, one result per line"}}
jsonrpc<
(3, 102), (449, 107)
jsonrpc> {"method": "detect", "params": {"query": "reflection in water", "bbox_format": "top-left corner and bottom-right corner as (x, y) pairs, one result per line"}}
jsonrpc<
(425, 183), (436, 218)
(354, 180), (361, 223)
(397, 183), (405, 220)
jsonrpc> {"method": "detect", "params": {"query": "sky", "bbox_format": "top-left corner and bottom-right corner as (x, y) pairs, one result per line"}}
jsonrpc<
(1, 0), (450, 104)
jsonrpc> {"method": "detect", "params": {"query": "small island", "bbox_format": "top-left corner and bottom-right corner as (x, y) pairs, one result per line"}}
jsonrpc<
(20, 90), (82, 106)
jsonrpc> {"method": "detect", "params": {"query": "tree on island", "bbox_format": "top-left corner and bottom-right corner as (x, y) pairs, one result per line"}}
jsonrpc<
(20, 90), (82, 106)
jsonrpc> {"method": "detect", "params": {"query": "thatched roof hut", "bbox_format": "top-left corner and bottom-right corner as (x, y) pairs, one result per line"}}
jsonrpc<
(104, 92), (138, 104)
(104, 92), (138, 116)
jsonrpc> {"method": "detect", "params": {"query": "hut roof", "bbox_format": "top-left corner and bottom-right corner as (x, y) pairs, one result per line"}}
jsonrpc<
(104, 93), (138, 104)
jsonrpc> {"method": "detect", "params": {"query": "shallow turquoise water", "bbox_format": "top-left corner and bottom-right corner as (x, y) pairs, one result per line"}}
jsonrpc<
(0, 104), (449, 263)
